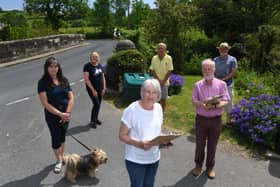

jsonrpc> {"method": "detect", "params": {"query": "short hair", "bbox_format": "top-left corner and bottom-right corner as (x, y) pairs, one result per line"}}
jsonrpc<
(201, 58), (215, 69)
(158, 42), (167, 50)
(140, 79), (161, 101)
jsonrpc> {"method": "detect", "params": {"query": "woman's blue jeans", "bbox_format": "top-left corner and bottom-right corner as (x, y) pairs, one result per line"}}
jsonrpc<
(125, 159), (159, 187)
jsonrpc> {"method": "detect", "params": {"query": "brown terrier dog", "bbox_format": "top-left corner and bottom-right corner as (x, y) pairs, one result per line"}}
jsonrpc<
(63, 148), (108, 183)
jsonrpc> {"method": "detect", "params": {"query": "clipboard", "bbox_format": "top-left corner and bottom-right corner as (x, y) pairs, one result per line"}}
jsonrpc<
(206, 95), (223, 105)
(151, 132), (181, 145)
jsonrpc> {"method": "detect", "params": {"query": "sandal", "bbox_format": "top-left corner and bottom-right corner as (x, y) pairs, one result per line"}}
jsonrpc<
(53, 161), (63, 174)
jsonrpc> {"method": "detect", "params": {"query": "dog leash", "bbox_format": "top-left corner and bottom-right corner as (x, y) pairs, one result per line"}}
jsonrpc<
(69, 134), (92, 152)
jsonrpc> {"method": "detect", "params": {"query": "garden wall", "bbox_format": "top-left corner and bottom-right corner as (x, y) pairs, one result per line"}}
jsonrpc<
(0, 34), (85, 64)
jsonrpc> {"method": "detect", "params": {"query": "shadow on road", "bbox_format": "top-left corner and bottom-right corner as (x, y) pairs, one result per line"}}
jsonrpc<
(162, 170), (208, 187)
(53, 175), (99, 186)
(0, 165), (53, 187)
(0, 163), (100, 187)
(268, 158), (280, 178)
(66, 123), (91, 136)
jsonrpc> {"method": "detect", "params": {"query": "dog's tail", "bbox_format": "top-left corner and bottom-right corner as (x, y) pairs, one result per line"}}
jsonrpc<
(63, 153), (80, 171)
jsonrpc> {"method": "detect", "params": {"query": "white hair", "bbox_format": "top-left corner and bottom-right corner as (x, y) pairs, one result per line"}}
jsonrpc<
(140, 79), (161, 101)
(201, 58), (215, 69)
(158, 42), (167, 50)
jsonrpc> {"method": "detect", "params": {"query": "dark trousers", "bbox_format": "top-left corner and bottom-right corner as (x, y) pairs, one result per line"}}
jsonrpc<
(194, 114), (222, 169)
(86, 88), (102, 122)
(125, 160), (159, 187)
(45, 110), (69, 149)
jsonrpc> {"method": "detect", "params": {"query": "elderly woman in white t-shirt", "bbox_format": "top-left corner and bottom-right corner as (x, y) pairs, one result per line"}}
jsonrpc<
(119, 78), (163, 187)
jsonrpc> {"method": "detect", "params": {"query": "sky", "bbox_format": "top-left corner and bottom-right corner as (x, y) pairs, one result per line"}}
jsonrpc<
(0, 0), (155, 11)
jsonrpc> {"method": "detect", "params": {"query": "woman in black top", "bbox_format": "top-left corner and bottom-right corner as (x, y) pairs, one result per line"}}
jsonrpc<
(38, 57), (74, 174)
(83, 51), (106, 128)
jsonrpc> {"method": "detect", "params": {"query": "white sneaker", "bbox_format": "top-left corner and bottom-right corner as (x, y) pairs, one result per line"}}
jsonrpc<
(53, 161), (62, 174)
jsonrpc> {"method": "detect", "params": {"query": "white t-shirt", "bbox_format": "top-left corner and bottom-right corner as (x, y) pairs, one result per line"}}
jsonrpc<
(121, 101), (163, 164)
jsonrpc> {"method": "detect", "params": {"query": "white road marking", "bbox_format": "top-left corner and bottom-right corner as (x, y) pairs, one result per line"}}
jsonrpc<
(5, 97), (30, 106)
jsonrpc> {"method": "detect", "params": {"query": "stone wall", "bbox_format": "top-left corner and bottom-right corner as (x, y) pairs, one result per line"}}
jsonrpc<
(0, 34), (85, 64)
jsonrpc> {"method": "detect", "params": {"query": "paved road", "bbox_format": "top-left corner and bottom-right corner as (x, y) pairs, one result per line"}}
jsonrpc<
(0, 40), (279, 187)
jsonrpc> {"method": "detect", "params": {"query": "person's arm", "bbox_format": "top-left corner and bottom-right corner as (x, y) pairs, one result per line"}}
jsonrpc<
(215, 83), (230, 108)
(149, 58), (160, 81)
(119, 122), (152, 150)
(162, 57), (174, 85)
(162, 70), (172, 85)
(150, 70), (159, 80)
(83, 71), (97, 96)
(222, 67), (237, 81)
(38, 92), (69, 120)
(101, 73), (106, 96)
(66, 91), (74, 113)
(60, 90), (74, 123)
(192, 85), (216, 110)
(192, 85), (206, 107)
(192, 99), (206, 107)
(215, 100), (228, 108)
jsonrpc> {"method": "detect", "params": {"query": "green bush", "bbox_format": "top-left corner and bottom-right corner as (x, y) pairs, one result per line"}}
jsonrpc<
(121, 29), (139, 45)
(237, 57), (251, 71)
(4, 26), (31, 40)
(85, 31), (112, 39)
(106, 49), (147, 90)
(117, 28), (155, 65)
(134, 28), (155, 68)
(183, 53), (210, 75)
(235, 70), (273, 99)
(71, 20), (87, 27)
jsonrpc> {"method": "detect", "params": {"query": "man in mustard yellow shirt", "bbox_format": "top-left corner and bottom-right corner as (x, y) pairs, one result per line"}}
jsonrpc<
(149, 42), (174, 113)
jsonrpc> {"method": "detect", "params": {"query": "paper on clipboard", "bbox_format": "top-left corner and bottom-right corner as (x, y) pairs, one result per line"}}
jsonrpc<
(151, 132), (181, 145)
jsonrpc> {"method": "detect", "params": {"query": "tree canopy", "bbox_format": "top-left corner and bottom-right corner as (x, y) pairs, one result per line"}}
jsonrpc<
(24, 0), (89, 30)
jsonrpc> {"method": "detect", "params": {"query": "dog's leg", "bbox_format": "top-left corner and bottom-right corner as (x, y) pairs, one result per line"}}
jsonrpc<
(67, 171), (77, 183)
(88, 169), (96, 178)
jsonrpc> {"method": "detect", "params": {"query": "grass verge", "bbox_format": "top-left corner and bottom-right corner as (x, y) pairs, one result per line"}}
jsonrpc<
(104, 75), (265, 155)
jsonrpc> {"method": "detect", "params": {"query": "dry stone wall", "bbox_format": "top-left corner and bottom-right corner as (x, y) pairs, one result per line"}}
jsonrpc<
(0, 34), (85, 63)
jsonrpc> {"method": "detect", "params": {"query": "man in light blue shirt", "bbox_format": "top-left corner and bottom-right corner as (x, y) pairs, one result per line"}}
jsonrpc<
(214, 42), (237, 124)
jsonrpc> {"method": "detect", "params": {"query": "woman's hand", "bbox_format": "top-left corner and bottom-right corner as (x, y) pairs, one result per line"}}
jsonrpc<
(101, 88), (106, 96)
(92, 90), (98, 97)
(142, 141), (153, 150)
(59, 112), (71, 123)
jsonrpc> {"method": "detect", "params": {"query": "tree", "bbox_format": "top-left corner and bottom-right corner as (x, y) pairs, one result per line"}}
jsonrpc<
(129, 0), (151, 29)
(144, 0), (197, 72)
(110, 0), (130, 27)
(192, 0), (280, 43)
(93, 0), (112, 32)
(24, 0), (89, 30)
(0, 11), (30, 40)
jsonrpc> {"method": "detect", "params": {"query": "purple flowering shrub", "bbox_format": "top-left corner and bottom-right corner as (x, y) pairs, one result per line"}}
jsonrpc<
(169, 73), (185, 95)
(230, 94), (280, 149)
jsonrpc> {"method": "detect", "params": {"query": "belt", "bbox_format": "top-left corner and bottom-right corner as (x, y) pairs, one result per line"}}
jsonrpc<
(197, 114), (221, 119)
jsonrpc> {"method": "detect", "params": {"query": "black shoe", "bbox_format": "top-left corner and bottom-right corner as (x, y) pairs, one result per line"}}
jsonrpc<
(89, 122), (97, 129)
(96, 119), (102, 125)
